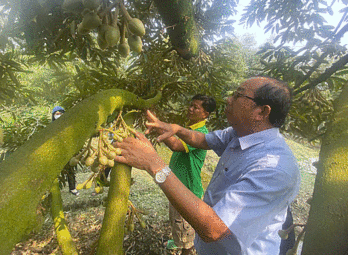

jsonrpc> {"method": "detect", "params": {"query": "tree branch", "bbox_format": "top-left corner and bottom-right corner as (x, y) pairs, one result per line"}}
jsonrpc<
(294, 53), (348, 96)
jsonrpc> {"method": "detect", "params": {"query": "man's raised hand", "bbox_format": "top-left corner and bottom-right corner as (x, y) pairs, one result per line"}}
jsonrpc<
(113, 131), (165, 174)
(145, 110), (179, 142)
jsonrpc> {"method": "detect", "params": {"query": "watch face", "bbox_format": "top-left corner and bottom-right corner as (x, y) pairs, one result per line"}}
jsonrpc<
(155, 171), (166, 183)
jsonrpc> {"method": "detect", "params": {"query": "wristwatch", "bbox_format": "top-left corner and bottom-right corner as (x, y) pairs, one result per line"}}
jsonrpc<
(154, 166), (171, 184)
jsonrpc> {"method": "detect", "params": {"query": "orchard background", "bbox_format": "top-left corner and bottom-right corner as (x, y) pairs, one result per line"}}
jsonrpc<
(0, 0), (348, 254)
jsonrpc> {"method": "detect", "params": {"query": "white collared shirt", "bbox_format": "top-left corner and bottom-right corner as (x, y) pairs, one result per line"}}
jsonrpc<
(194, 127), (300, 255)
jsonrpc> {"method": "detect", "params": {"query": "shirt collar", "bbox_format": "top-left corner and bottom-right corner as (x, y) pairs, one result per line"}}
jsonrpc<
(187, 119), (207, 130)
(238, 128), (280, 150)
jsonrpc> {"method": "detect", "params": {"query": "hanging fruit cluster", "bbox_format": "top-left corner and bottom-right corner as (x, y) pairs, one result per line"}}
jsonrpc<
(287, 87), (334, 141)
(67, 111), (136, 194)
(62, 0), (146, 57)
(124, 200), (148, 234)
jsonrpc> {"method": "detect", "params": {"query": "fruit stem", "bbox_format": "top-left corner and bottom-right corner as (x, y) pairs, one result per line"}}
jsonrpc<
(111, 8), (119, 27)
(119, 2), (132, 22)
(120, 18), (126, 44)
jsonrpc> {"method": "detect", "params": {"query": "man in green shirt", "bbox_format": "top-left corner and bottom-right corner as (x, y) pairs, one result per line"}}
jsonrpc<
(160, 94), (216, 255)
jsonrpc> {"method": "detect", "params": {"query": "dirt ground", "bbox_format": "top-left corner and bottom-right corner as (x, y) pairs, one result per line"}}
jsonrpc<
(10, 146), (318, 255)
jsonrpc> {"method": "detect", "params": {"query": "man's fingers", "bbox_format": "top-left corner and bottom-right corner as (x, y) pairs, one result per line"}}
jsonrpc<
(157, 133), (171, 143)
(114, 155), (128, 164)
(146, 110), (158, 122)
(134, 131), (147, 141)
(144, 128), (151, 135)
(145, 121), (158, 128)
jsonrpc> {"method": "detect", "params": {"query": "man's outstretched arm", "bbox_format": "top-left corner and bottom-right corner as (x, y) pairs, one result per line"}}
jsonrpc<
(145, 110), (210, 150)
(113, 132), (232, 242)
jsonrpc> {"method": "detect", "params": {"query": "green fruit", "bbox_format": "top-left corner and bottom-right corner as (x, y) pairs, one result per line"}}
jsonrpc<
(98, 24), (108, 39)
(85, 156), (95, 167)
(128, 35), (142, 53)
(104, 25), (120, 47)
(76, 183), (85, 190)
(118, 42), (130, 58)
(140, 220), (146, 229)
(114, 148), (122, 155)
(129, 223), (135, 232)
(107, 150), (117, 159)
(99, 155), (108, 165)
(97, 35), (108, 49)
(91, 161), (101, 173)
(85, 179), (93, 189)
(81, 11), (102, 30)
(77, 23), (90, 35)
(95, 185), (103, 194)
(62, 0), (84, 12)
(82, 0), (100, 10)
(107, 159), (115, 167)
(128, 18), (145, 37)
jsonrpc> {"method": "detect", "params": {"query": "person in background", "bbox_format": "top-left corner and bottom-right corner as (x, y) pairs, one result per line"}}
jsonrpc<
(161, 94), (216, 254)
(112, 76), (300, 254)
(52, 106), (79, 196)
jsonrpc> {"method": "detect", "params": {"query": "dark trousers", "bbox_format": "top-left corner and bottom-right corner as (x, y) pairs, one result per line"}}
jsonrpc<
(279, 207), (295, 255)
(67, 171), (76, 191)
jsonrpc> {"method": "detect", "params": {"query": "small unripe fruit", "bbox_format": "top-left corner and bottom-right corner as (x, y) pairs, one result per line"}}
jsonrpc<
(97, 35), (108, 49)
(94, 185), (103, 194)
(76, 183), (85, 190)
(81, 11), (101, 30)
(129, 223), (135, 232)
(107, 150), (117, 159)
(91, 161), (101, 173)
(82, 0), (100, 10)
(107, 159), (115, 167)
(128, 35), (142, 53)
(118, 42), (130, 58)
(128, 18), (145, 37)
(77, 23), (90, 35)
(85, 156), (95, 166)
(85, 180), (93, 189)
(104, 25), (120, 47)
(114, 148), (122, 155)
(99, 155), (108, 165)
(140, 220), (146, 229)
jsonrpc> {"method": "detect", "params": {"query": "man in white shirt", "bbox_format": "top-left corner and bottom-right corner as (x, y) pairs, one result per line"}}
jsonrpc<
(113, 76), (300, 254)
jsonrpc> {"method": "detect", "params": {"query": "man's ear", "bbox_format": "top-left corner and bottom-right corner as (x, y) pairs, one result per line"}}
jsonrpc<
(255, 105), (271, 121)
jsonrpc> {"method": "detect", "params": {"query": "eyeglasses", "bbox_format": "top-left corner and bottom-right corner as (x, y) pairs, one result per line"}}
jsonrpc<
(232, 91), (257, 103)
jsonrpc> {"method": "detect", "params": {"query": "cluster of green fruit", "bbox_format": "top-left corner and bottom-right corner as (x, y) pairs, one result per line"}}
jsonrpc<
(288, 87), (334, 139)
(62, 0), (146, 57)
(68, 111), (136, 194)
(124, 200), (147, 234)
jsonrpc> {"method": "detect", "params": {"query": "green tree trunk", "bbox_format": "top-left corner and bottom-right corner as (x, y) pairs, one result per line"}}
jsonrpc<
(0, 89), (161, 255)
(302, 84), (348, 254)
(50, 179), (79, 255)
(96, 112), (135, 254)
(96, 163), (132, 255)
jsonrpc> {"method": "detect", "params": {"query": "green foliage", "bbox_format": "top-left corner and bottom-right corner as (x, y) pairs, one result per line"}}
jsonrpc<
(0, 105), (51, 152)
(0, 51), (33, 105)
(240, 0), (348, 141)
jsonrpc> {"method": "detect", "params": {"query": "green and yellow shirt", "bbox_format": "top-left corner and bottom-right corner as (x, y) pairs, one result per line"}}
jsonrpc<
(169, 120), (208, 198)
